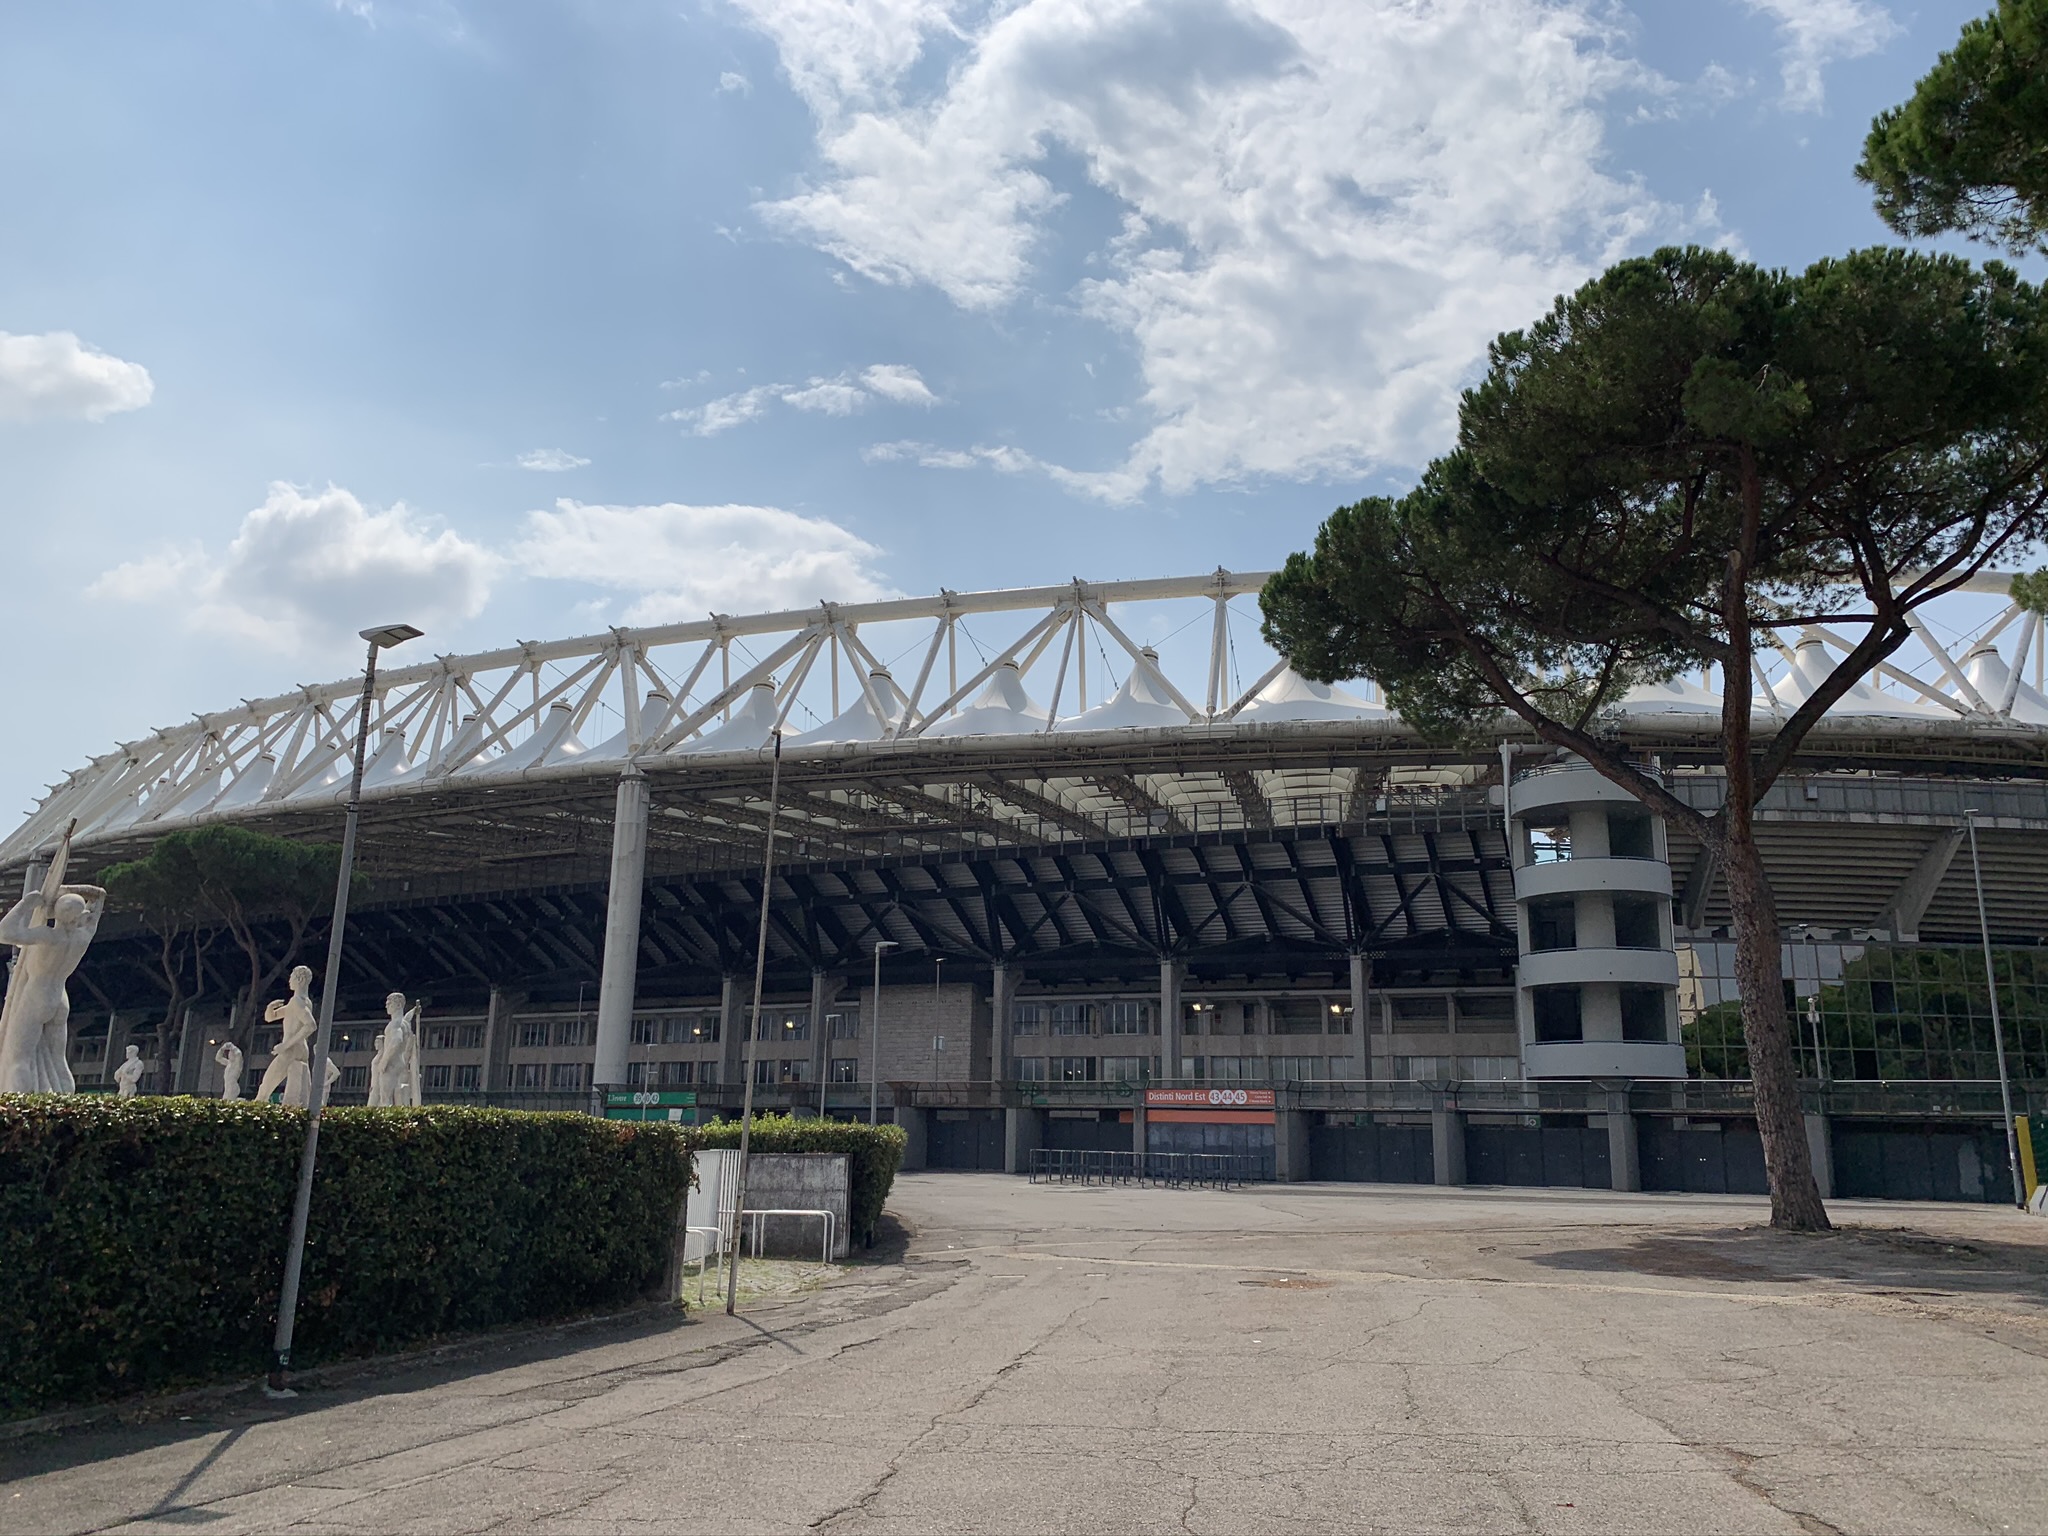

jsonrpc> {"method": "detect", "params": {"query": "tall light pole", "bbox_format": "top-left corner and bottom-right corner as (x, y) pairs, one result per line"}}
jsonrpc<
(1965, 808), (2024, 1208)
(869, 940), (896, 1125)
(726, 731), (784, 1314)
(268, 622), (421, 1395)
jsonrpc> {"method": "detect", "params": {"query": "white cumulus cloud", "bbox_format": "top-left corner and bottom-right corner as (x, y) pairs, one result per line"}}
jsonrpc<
(665, 363), (935, 434)
(1743, 0), (1898, 110)
(733, 0), (1729, 501)
(88, 483), (496, 654)
(511, 499), (891, 623)
(514, 447), (590, 471)
(0, 330), (154, 422)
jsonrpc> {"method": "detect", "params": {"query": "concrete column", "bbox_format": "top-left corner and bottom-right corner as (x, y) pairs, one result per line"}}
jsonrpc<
(1349, 952), (1372, 1079)
(1275, 1108), (1312, 1182)
(1133, 1103), (1149, 1159)
(809, 969), (831, 1116)
(1804, 1112), (1835, 1200)
(719, 975), (745, 1088)
(1159, 957), (1183, 1081)
(1004, 1104), (1042, 1174)
(1431, 1101), (1467, 1186)
(482, 986), (518, 1092)
(1605, 1087), (1641, 1192)
(895, 1104), (928, 1171)
(173, 1004), (204, 1094)
(591, 768), (650, 1089)
(991, 961), (1017, 1088)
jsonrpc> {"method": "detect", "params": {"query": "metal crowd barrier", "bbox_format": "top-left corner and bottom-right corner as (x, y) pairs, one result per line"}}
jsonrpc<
(1027, 1148), (1267, 1188)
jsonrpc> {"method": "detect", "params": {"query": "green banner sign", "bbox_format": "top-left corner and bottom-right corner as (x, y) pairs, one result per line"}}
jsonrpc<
(604, 1089), (697, 1109)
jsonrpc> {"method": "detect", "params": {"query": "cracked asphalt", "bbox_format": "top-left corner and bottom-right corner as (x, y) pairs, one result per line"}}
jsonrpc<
(8, 1175), (2048, 1534)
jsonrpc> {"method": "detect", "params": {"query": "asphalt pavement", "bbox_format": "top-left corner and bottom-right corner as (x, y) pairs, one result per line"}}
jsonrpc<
(7, 1175), (2048, 1534)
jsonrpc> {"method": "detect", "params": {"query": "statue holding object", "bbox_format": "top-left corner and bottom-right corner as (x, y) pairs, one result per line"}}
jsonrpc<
(0, 822), (106, 1095)
(215, 1040), (245, 1101)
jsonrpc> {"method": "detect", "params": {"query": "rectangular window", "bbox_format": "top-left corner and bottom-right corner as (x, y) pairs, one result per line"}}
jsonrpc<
(1206, 1056), (1265, 1083)
(340, 1065), (368, 1090)
(1012, 1002), (1048, 1036)
(1613, 896), (1663, 950)
(1456, 994), (1517, 1023)
(1325, 1004), (1353, 1036)
(1459, 1055), (1519, 1081)
(549, 1062), (588, 1091)
(1608, 811), (1655, 859)
(661, 1059), (696, 1087)
(426, 1025), (458, 1051)
(1015, 1057), (1047, 1082)
(422, 1064), (452, 1091)
(1101, 1002), (1152, 1036)
(554, 1018), (591, 1047)
(699, 1064), (718, 1087)
(666, 1014), (719, 1045)
(1620, 986), (1669, 1042)
(1100, 1055), (1150, 1082)
(630, 1017), (660, 1046)
(625, 1061), (649, 1086)
(517, 1021), (549, 1049)
(1050, 1003), (1092, 1036)
(827, 1009), (861, 1040)
(1272, 1055), (1325, 1082)
(1182, 1057), (1204, 1081)
(1051, 1055), (1095, 1082)
(1268, 1000), (1325, 1035)
(1532, 987), (1583, 1043)
(458, 1023), (485, 1049)
(1527, 821), (1572, 863)
(831, 1057), (859, 1083)
(1527, 897), (1577, 952)
(425, 1023), (484, 1050)
(514, 1063), (548, 1089)
(453, 1064), (480, 1091)
(1183, 1002), (1219, 1035)
(1391, 995), (1451, 1023)
(1393, 1055), (1450, 1081)
(758, 1009), (810, 1042)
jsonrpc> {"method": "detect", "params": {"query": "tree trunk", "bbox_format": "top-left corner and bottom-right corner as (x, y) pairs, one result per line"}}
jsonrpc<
(1721, 824), (1830, 1231)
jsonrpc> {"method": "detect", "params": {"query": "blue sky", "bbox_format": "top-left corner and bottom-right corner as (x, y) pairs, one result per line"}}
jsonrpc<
(0, 0), (2013, 822)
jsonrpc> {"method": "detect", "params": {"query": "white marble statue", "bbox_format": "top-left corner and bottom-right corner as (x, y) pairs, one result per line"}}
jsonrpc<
(215, 1040), (245, 1101)
(252, 965), (318, 1107)
(367, 992), (421, 1107)
(0, 828), (105, 1095)
(321, 1054), (340, 1107)
(112, 1044), (145, 1098)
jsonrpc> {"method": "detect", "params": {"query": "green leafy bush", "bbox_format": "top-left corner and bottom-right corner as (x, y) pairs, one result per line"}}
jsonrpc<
(0, 1096), (689, 1420)
(688, 1116), (906, 1244)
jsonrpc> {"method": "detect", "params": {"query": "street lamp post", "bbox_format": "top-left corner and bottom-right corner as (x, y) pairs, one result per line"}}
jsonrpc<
(869, 940), (896, 1125)
(725, 731), (785, 1314)
(1965, 809), (2024, 1208)
(268, 623), (421, 1395)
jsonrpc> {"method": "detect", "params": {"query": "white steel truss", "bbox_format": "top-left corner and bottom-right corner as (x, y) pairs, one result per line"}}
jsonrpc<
(6, 567), (2044, 867)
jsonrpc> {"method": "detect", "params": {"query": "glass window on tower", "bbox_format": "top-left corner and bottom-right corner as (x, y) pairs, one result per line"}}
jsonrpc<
(1531, 987), (1583, 1043)
(1621, 986), (1669, 1042)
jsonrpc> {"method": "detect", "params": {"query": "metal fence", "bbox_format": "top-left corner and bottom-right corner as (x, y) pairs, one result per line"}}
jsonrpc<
(1027, 1147), (1267, 1188)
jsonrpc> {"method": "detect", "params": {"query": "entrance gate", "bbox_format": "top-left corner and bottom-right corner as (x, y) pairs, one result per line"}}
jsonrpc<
(927, 1109), (1004, 1170)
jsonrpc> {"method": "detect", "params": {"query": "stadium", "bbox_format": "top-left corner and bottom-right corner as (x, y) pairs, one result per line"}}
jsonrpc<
(6, 568), (2046, 1202)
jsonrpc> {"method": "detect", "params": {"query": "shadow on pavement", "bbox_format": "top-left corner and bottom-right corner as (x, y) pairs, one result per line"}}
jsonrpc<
(1525, 1224), (2048, 1301)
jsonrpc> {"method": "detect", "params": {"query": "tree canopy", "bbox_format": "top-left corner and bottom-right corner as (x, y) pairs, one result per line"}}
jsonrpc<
(1858, 0), (2048, 256)
(102, 825), (341, 1056)
(1261, 243), (2048, 1230)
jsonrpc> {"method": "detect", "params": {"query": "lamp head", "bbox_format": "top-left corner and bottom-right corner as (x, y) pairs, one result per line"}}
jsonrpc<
(360, 623), (424, 651)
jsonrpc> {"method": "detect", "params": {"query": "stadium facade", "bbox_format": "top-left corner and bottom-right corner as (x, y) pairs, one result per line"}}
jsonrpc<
(6, 570), (2046, 1201)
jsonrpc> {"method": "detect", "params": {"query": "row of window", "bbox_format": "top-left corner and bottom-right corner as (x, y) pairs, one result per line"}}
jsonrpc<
(1526, 895), (1664, 953)
(1530, 985), (1671, 1043)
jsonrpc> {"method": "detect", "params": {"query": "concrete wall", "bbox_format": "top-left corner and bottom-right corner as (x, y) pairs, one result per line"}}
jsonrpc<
(686, 1149), (850, 1259)
(859, 982), (987, 1088)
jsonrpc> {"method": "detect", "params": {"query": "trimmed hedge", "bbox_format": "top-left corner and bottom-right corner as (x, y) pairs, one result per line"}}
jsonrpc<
(688, 1116), (906, 1244)
(0, 1096), (690, 1419)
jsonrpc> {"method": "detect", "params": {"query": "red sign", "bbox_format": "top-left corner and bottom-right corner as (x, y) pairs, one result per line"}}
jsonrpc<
(1144, 1087), (1276, 1109)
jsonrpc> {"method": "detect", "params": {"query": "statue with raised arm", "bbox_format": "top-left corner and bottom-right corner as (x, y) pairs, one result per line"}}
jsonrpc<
(0, 824), (106, 1094)
(251, 965), (318, 1108)
(366, 993), (423, 1107)
(215, 1040), (245, 1101)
